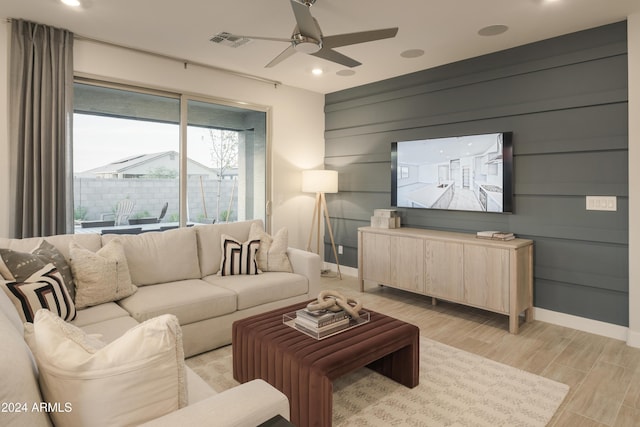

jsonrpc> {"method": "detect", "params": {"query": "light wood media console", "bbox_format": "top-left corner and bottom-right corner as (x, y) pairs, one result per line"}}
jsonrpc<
(358, 226), (534, 334)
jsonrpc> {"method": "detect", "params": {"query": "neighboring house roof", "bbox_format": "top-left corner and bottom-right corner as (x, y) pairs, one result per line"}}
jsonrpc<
(76, 150), (237, 178)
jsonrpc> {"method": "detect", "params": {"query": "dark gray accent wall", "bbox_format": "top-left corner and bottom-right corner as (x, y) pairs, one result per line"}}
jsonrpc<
(324, 22), (629, 326)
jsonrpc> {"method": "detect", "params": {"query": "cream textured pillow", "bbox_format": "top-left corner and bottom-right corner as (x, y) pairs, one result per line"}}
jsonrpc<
(69, 239), (137, 309)
(24, 310), (187, 427)
(249, 222), (293, 273)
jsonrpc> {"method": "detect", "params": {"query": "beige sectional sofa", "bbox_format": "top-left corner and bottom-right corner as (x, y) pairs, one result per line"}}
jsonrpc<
(0, 219), (322, 426)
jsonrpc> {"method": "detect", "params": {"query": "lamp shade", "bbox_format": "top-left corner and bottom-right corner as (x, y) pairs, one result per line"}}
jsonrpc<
(302, 170), (338, 193)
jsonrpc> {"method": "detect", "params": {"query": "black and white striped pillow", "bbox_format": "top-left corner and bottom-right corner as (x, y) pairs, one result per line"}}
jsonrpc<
(219, 234), (262, 276)
(0, 263), (76, 323)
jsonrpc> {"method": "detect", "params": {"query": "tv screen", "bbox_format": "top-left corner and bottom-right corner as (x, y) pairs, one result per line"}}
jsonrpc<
(391, 132), (513, 213)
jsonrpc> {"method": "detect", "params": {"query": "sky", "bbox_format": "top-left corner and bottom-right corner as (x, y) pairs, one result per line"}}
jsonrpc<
(73, 114), (217, 173)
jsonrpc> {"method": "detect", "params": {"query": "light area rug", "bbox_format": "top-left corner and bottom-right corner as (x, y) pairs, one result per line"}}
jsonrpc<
(186, 337), (569, 427)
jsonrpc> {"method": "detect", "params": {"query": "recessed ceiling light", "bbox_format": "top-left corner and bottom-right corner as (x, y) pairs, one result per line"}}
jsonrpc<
(336, 69), (356, 77)
(478, 25), (509, 36)
(311, 68), (323, 76)
(400, 49), (425, 59)
(61, 0), (81, 6)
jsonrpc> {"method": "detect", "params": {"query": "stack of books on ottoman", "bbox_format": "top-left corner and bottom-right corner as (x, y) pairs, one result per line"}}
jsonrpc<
(294, 308), (350, 338)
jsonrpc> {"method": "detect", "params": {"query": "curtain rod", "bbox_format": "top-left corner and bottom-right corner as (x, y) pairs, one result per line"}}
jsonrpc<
(5, 18), (282, 88)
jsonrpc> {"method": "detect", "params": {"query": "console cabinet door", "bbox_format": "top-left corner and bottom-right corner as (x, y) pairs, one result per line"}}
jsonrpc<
(463, 245), (510, 313)
(390, 236), (424, 293)
(361, 232), (391, 284)
(424, 240), (464, 301)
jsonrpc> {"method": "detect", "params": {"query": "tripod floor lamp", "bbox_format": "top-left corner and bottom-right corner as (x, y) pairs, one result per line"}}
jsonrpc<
(302, 169), (342, 279)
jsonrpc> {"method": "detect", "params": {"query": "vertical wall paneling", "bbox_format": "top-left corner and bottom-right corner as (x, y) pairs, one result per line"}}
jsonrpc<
(324, 22), (629, 326)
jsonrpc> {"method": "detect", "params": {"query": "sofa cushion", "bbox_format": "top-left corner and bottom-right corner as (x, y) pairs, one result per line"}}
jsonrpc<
(78, 316), (140, 344)
(249, 223), (293, 273)
(103, 227), (201, 286)
(204, 272), (308, 310)
(0, 309), (51, 427)
(117, 279), (237, 325)
(1, 264), (76, 323)
(195, 220), (262, 277)
(219, 234), (261, 276)
(70, 239), (138, 309)
(185, 368), (217, 404)
(71, 302), (132, 327)
(25, 310), (187, 427)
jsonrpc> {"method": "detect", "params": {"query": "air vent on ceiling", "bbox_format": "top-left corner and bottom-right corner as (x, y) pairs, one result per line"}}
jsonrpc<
(210, 32), (251, 48)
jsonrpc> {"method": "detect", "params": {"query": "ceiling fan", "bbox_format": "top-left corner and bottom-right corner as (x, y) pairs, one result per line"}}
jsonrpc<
(223, 0), (398, 68)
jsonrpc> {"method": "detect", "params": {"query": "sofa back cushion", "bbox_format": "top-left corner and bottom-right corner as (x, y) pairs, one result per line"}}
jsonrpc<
(0, 291), (51, 427)
(195, 219), (263, 277)
(0, 234), (102, 260)
(0, 283), (24, 332)
(102, 227), (201, 286)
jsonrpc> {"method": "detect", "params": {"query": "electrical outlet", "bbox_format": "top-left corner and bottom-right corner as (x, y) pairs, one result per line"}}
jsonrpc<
(338, 245), (343, 255)
(586, 196), (617, 211)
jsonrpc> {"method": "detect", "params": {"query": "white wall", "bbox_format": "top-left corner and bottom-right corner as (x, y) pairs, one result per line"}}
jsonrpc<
(0, 21), (326, 250)
(627, 13), (640, 347)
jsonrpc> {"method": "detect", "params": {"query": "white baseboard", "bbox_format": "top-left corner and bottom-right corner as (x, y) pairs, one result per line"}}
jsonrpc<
(627, 329), (640, 348)
(323, 262), (358, 278)
(323, 263), (640, 347)
(533, 307), (632, 343)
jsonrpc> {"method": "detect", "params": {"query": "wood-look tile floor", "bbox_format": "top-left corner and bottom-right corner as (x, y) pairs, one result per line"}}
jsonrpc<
(319, 274), (640, 426)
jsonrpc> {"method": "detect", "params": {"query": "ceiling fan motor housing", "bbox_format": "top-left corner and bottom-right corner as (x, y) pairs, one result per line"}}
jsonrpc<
(292, 33), (322, 53)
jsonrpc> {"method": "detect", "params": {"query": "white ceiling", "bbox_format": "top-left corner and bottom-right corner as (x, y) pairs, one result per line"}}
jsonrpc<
(2, 0), (639, 94)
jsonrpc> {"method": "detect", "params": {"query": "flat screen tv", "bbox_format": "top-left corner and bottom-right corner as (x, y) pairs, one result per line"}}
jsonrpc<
(391, 132), (513, 213)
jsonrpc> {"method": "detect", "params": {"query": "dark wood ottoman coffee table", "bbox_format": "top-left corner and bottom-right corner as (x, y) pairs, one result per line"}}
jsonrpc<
(232, 301), (419, 427)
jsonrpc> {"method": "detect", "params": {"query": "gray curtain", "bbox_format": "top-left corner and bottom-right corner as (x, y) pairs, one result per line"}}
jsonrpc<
(9, 19), (74, 238)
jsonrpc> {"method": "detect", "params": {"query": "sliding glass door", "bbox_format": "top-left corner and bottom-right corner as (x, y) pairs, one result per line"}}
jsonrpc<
(72, 81), (268, 233)
(185, 99), (266, 224)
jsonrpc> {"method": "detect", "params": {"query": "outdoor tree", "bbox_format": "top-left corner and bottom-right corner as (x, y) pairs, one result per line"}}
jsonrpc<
(146, 166), (178, 179)
(208, 129), (238, 221)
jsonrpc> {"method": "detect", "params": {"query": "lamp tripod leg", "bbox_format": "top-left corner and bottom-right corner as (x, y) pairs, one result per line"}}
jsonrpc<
(321, 192), (342, 280)
(306, 192), (320, 253)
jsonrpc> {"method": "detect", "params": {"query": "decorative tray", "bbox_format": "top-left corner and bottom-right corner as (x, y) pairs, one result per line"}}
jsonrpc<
(283, 310), (370, 340)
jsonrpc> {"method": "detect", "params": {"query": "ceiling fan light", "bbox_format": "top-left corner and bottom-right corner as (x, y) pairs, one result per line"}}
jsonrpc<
(293, 38), (321, 53)
(60, 0), (81, 6)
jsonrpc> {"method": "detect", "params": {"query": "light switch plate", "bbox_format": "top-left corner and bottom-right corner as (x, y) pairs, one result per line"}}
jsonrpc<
(586, 196), (617, 211)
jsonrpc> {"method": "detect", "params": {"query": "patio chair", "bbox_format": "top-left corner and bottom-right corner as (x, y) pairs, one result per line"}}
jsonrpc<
(101, 199), (136, 226)
(158, 202), (168, 222)
(128, 202), (169, 225)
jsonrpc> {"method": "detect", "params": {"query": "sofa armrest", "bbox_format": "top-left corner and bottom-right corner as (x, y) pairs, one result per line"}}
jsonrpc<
(287, 247), (322, 297)
(140, 379), (289, 427)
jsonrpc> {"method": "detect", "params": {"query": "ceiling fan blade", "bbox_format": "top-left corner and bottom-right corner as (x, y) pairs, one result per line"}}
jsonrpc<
(322, 27), (398, 48)
(229, 34), (292, 43)
(265, 45), (297, 68)
(290, 0), (322, 40)
(311, 48), (361, 68)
